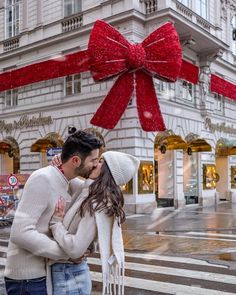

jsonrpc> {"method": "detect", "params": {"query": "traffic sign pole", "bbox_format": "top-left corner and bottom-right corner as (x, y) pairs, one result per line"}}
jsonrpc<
(7, 174), (19, 207)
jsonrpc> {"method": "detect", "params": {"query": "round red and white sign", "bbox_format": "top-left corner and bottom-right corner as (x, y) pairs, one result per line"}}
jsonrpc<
(7, 174), (18, 187)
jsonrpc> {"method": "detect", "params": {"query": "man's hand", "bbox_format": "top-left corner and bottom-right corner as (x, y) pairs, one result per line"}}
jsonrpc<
(69, 249), (92, 263)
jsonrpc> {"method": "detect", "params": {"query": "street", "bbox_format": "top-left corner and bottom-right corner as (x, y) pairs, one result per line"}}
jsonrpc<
(0, 202), (236, 294)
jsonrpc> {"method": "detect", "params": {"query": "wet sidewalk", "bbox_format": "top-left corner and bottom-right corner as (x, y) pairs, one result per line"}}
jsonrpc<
(122, 202), (236, 268)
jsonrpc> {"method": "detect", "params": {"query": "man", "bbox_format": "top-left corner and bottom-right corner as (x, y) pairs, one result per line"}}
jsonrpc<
(4, 130), (102, 295)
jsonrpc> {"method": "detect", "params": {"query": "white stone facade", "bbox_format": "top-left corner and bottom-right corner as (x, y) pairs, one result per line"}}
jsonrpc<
(0, 0), (236, 214)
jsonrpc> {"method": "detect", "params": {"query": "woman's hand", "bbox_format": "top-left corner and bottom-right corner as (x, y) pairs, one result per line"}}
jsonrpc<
(54, 197), (66, 218)
(50, 154), (62, 167)
(50, 197), (66, 225)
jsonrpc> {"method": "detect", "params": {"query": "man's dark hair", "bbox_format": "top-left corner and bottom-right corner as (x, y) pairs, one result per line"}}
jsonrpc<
(61, 130), (102, 163)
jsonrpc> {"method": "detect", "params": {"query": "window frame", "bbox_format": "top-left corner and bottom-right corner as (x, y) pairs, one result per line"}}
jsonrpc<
(63, 0), (82, 17)
(181, 80), (194, 102)
(232, 15), (236, 55)
(5, 0), (20, 39)
(178, 0), (191, 7)
(195, 0), (208, 20)
(64, 74), (81, 96)
(214, 93), (224, 113)
(4, 89), (18, 108)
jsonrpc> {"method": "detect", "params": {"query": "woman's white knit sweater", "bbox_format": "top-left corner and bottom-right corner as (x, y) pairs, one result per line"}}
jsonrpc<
(4, 165), (83, 279)
(50, 179), (97, 260)
(50, 179), (125, 295)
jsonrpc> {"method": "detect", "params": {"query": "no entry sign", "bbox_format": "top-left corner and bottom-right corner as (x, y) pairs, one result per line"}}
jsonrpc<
(7, 174), (18, 187)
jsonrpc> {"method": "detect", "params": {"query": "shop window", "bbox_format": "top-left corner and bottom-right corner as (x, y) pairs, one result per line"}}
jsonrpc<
(181, 80), (193, 101)
(120, 179), (133, 194)
(64, 74), (81, 96)
(5, 0), (20, 39)
(64, 0), (82, 17)
(4, 89), (18, 107)
(203, 164), (219, 190)
(195, 0), (208, 20)
(231, 166), (236, 189)
(138, 161), (154, 194)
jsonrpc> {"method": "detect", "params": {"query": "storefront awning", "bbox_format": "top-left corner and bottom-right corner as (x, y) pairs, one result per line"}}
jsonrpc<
(216, 138), (236, 156)
(31, 133), (64, 152)
(155, 130), (188, 153)
(187, 138), (212, 153)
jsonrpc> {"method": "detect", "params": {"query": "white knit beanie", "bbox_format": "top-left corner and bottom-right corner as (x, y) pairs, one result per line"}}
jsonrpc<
(102, 151), (140, 185)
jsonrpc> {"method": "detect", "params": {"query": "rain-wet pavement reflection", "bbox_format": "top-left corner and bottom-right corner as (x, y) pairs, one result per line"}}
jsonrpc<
(123, 202), (236, 268)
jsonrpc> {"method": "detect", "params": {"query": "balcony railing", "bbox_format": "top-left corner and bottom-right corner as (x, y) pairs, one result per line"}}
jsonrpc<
(176, 1), (193, 19)
(175, 1), (211, 32)
(62, 14), (83, 33)
(3, 37), (20, 52)
(141, 0), (158, 14)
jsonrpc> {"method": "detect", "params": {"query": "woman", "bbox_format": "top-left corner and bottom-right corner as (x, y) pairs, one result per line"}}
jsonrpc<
(49, 151), (140, 295)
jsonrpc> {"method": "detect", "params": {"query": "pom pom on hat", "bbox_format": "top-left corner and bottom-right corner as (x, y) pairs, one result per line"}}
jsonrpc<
(102, 151), (140, 185)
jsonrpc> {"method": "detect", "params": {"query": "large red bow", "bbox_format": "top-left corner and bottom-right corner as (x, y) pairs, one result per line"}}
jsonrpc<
(88, 20), (182, 131)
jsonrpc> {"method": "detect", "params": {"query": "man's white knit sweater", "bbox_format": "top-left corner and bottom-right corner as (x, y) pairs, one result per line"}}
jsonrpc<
(4, 165), (83, 280)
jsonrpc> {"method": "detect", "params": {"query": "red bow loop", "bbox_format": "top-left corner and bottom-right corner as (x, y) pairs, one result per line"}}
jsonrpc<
(89, 20), (182, 131)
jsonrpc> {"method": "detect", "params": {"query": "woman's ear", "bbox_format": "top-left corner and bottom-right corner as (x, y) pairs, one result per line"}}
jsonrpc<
(71, 155), (81, 167)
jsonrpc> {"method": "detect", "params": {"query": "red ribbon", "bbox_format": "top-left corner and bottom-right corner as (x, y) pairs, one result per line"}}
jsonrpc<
(88, 20), (182, 131)
(210, 74), (236, 101)
(0, 20), (182, 131)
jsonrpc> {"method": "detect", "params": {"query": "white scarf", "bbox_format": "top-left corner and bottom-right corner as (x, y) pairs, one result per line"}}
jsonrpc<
(95, 211), (125, 295)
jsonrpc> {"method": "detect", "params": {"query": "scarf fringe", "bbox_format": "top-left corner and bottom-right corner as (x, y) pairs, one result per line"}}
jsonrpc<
(102, 262), (125, 295)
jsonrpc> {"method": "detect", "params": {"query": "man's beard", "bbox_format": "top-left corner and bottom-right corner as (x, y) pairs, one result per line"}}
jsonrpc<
(74, 162), (93, 179)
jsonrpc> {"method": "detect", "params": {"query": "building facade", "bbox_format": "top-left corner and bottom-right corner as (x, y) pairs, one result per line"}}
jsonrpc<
(0, 0), (236, 214)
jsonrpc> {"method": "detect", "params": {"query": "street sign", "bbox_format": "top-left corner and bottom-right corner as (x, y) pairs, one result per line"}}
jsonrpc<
(46, 147), (62, 157)
(7, 174), (18, 187)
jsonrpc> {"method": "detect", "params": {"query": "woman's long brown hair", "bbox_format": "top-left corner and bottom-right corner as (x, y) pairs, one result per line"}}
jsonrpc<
(79, 161), (126, 224)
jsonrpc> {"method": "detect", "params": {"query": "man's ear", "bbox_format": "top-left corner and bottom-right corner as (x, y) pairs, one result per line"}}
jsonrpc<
(71, 155), (81, 167)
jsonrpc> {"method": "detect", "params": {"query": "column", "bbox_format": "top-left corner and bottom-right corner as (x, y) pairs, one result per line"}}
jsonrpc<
(22, 0), (28, 30)
(37, 0), (42, 25)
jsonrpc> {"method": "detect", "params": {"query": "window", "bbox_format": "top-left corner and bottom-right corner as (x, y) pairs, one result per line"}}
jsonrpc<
(178, 0), (190, 7)
(182, 80), (193, 101)
(214, 93), (223, 112)
(64, 0), (81, 17)
(64, 74), (81, 96)
(157, 81), (168, 93)
(5, 0), (20, 39)
(4, 89), (18, 107)
(138, 161), (154, 194)
(195, 0), (208, 19)
(232, 16), (236, 55)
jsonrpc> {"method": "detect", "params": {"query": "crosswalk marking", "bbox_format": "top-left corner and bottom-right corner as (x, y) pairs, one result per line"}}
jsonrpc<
(88, 257), (234, 284)
(124, 252), (228, 268)
(159, 233), (236, 242)
(187, 231), (236, 238)
(1, 241), (236, 294)
(90, 271), (236, 295)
